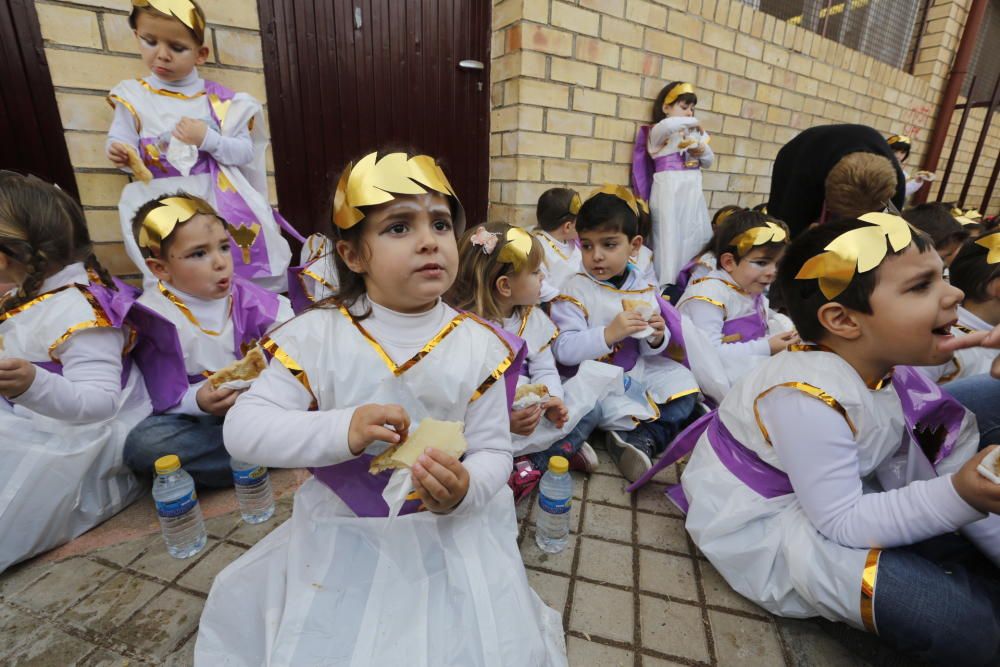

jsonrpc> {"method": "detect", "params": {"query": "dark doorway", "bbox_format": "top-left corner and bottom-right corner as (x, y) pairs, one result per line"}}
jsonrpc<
(0, 0), (78, 197)
(258, 0), (491, 237)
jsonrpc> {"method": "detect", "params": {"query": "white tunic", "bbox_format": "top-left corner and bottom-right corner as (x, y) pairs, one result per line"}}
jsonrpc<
(534, 230), (582, 302)
(550, 269), (698, 430)
(293, 234), (339, 307)
(0, 264), (148, 572)
(647, 116), (714, 286)
(195, 298), (566, 666)
(630, 245), (658, 287)
(503, 306), (622, 456)
(682, 348), (994, 631)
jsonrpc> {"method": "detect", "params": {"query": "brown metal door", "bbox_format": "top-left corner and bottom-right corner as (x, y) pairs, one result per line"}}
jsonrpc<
(0, 0), (78, 197)
(258, 0), (491, 237)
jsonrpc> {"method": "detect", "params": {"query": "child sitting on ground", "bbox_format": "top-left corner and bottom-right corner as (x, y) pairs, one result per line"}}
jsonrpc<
(549, 186), (702, 482)
(533, 187), (583, 302)
(122, 193), (292, 487)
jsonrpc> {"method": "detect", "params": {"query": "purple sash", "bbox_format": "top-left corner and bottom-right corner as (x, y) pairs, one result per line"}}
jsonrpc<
(653, 153), (700, 172)
(308, 314), (527, 516)
(721, 296), (767, 343)
(631, 125), (655, 201)
(892, 366), (967, 467)
(673, 258), (699, 292)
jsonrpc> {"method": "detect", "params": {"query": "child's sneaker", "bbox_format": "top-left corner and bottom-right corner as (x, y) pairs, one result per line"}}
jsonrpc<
(508, 459), (542, 503)
(568, 441), (598, 474)
(606, 430), (653, 482)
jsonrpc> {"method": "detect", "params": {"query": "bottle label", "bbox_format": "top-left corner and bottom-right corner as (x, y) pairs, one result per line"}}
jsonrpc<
(156, 490), (198, 518)
(232, 465), (268, 486)
(539, 493), (571, 514)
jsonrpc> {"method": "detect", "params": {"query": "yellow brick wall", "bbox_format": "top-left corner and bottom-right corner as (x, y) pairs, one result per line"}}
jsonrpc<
(34, 0), (270, 276)
(488, 0), (967, 228)
(932, 100), (1000, 210)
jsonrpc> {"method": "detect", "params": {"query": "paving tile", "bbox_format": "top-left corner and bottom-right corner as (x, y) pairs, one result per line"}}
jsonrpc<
(62, 571), (164, 634)
(521, 531), (577, 575)
(709, 610), (785, 667)
(581, 503), (633, 543)
(651, 462), (679, 485)
(636, 514), (690, 554)
(635, 483), (684, 517)
(591, 444), (621, 476)
(204, 512), (241, 539)
(568, 581), (634, 644)
(78, 648), (134, 666)
(641, 656), (687, 666)
(515, 494), (535, 521)
(177, 542), (247, 594)
(571, 471), (585, 500)
(0, 603), (45, 661)
(637, 549), (698, 602)
(576, 537), (633, 587)
(639, 595), (709, 663)
(163, 633), (197, 666)
(0, 560), (53, 599)
(698, 560), (764, 615)
(129, 538), (218, 582)
(91, 534), (159, 568)
(113, 588), (204, 659)
(777, 618), (863, 667)
(13, 559), (116, 615)
(526, 569), (570, 614)
(586, 474), (633, 507)
(527, 497), (583, 535)
(7, 624), (95, 666)
(567, 635), (634, 665)
(228, 503), (292, 546)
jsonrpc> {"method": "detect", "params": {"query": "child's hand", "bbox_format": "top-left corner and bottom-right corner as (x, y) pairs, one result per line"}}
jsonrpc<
(510, 404), (543, 436)
(347, 403), (410, 455)
(952, 446), (1000, 515)
(412, 448), (470, 513)
(173, 117), (208, 147)
(544, 397), (569, 429)
(605, 311), (649, 346)
(196, 383), (243, 416)
(768, 330), (801, 355)
(647, 313), (666, 347)
(0, 358), (36, 399)
(107, 142), (132, 168)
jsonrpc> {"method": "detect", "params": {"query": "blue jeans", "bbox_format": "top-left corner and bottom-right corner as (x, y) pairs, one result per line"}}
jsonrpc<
(874, 533), (1000, 665)
(124, 414), (233, 488)
(945, 374), (1000, 448)
(630, 393), (700, 457)
(529, 403), (603, 470)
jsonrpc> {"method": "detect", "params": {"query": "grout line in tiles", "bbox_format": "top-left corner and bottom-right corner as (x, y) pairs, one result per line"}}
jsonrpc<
(690, 541), (719, 666)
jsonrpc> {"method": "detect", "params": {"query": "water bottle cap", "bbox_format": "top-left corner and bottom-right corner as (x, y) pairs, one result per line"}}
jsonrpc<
(548, 456), (569, 474)
(155, 454), (181, 474)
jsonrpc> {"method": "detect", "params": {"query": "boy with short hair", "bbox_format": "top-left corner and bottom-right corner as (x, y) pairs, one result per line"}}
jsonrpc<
(108, 0), (300, 292)
(549, 186), (701, 481)
(902, 202), (972, 268)
(123, 193), (292, 486)
(534, 187), (583, 301)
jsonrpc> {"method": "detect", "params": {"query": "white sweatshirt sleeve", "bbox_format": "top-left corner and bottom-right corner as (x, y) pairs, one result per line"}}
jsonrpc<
(680, 298), (770, 359)
(648, 116), (698, 151)
(549, 298), (612, 367)
(223, 357), (357, 467)
(199, 126), (255, 167)
(451, 380), (515, 516)
(760, 388), (985, 549)
(12, 328), (125, 423)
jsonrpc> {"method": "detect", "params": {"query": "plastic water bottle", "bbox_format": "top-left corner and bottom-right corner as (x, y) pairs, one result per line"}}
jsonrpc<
(230, 458), (275, 524)
(535, 455), (573, 553)
(153, 455), (207, 559)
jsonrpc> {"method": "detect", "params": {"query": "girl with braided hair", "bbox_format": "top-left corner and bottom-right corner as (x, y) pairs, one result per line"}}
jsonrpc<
(0, 171), (150, 572)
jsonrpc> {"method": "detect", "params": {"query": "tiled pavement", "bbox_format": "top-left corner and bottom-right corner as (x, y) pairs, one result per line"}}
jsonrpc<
(1, 448), (920, 666)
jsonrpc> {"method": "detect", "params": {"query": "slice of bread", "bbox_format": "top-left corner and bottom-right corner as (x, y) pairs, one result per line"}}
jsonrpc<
(123, 144), (153, 184)
(514, 383), (549, 403)
(207, 347), (267, 389)
(368, 419), (467, 475)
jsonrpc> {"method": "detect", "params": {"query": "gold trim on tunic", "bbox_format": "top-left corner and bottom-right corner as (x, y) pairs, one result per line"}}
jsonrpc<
(678, 295), (727, 317)
(534, 231), (571, 261)
(339, 306), (468, 376)
(158, 282), (232, 336)
(297, 267), (337, 303)
(260, 337), (317, 410)
(138, 78), (207, 100)
(754, 381), (857, 445)
(550, 294), (589, 319)
(464, 312), (517, 403)
(938, 357), (961, 384)
(860, 548), (881, 633)
(0, 285), (74, 321)
(48, 289), (114, 361)
(539, 327), (560, 352)
(107, 95), (142, 134)
(579, 272), (656, 295)
(517, 306), (533, 337)
(689, 276), (749, 295)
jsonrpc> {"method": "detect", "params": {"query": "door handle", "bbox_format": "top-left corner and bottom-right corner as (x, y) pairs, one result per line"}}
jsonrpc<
(459, 60), (484, 71)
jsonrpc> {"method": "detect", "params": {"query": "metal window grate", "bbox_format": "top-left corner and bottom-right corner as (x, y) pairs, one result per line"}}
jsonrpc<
(743, 0), (925, 70)
(964, 0), (1000, 97)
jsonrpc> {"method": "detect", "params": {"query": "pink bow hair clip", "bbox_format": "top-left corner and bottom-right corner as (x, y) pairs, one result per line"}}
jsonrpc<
(470, 226), (501, 254)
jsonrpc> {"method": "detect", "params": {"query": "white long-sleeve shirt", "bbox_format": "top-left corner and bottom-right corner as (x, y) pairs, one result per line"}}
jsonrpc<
(759, 388), (984, 549)
(8, 264), (125, 423)
(224, 299), (512, 514)
(502, 312), (564, 400)
(648, 115), (715, 169)
(678, 271), (772, 363)
(107, 70), (254, 167)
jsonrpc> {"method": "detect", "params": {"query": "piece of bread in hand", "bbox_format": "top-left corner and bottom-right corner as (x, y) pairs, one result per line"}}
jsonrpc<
(122, 144), (153, 184)
(514, 383), (549, 404)
(207, 347), (266, 389)
(369, 418), (467, 475)
(621, 298), (648, 312)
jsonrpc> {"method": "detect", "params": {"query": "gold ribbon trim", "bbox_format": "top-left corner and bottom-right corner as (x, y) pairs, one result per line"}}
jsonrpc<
(260, 337), (316, 409)
(551, 294), (589, 319)
(107, 95), (142, 134)
(662, 82), (695, 109)
(678, 295), (727, 317)
(138, 78), (206, 100)
(860, 549), (881, 633)
(754, 381), (857, 445)
(158, 282), (230, 336)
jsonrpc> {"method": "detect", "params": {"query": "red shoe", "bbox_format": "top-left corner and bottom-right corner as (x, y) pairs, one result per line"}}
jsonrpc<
(568, 441), (598, 474)
(508, 459), (542, 503)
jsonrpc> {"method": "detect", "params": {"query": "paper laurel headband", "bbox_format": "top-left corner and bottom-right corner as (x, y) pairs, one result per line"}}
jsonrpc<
(887, 134), (911, 147)
(332, 152), (459, 231)
(795, 212), (912, 299)
(568, 193), (582, 215)
(730, 222), (788, 257)
(975, 233), (1000, 265)
(132, 0), (205, 40)
(952, 207), (983, 225)
(662, 82), (694, 110)
(139, 196), (216, 255)
(589, 184), (639, 216)
(470, 226), (534, 272)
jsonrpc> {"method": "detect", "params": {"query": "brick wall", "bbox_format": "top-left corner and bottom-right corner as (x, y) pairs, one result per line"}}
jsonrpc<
(488, 0), (966, 228)
(34, 0), (270, 277)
